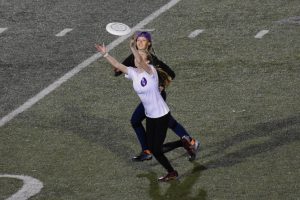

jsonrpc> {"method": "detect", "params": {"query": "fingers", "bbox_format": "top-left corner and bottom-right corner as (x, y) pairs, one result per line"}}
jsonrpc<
(129, 37), (136, 48)
(132, 32), (138, 40)
(94, 43), (101, 49)
(95, 44), (102, 52)
(95, 43), (107, 54)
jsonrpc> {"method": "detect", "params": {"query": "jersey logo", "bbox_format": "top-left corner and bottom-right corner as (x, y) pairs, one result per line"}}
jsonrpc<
(141, 77), (147, 87)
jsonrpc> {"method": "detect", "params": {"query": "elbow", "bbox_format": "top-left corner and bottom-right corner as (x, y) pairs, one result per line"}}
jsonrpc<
(172, 74), (176, 80)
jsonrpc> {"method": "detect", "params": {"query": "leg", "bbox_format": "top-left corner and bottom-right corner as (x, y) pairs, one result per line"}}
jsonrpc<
(146, 114), (174, 172)
(161, 91), (191, 139)
(162, 140), (182, 153)
(162, 92), (201, 160)
(131, 103), (152, 161)
(168, 114), (201, 161)
(147, 114), (178, 181)
(130, 103), (147, 151)
(168, 114), (190, 138)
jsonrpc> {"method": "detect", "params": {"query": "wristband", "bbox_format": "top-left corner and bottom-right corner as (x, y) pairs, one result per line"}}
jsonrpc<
(103, 52), (109, 58)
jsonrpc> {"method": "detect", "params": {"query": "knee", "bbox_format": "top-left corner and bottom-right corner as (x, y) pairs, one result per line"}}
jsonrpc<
(152, 149), (163, 158)
(130, 117), (142, 128)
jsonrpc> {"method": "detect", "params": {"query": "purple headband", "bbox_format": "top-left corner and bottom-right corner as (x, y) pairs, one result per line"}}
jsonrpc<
(136, 31), (152, 42)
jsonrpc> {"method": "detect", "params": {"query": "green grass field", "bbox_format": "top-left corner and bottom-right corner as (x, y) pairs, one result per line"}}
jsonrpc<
(1, 0), (300, 199)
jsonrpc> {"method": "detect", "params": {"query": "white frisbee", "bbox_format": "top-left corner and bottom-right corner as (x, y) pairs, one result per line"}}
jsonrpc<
(106, 22), (131, 36)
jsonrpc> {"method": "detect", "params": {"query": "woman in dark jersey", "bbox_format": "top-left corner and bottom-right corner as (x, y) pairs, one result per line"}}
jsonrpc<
(115, 32), (200, 162)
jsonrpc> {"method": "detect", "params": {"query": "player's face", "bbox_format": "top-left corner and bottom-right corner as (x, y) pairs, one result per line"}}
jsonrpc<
(136, 36), (150, 50)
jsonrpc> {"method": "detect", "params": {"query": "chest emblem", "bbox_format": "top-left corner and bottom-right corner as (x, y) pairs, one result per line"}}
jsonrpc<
(140, 77), (147, 87)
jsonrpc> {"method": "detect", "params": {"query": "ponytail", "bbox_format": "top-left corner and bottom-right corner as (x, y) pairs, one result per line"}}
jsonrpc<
(156, 67), (172, 88)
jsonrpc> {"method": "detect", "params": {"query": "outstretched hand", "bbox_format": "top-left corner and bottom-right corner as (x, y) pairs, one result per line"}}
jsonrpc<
(130, 34), (137, 49)
(95, 43), (107, 55)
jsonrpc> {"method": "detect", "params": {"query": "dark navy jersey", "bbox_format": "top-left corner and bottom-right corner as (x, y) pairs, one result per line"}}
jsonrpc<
(115, 53), (176, 80)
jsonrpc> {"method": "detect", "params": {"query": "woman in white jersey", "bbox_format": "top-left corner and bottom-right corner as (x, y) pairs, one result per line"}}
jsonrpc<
(95, 38), (186, 181)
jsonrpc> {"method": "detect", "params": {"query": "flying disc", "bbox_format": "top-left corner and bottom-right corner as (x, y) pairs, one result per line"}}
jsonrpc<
(106, 22), (131, 36)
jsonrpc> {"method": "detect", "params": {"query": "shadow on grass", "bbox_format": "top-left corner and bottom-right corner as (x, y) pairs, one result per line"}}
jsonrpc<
(137, 162), (207, 200)
(137, 115), (299, 199)
(49, 104), (135, 161)
(53, 104), (299, 173)
(202, 115), (300, 169)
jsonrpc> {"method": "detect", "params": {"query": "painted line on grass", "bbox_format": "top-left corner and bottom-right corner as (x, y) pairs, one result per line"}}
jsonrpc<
(55, 28), (73, 37)
(188, 29), (204, 38)
(0, 174), (43, 200)
(137, 28), (155, 32)
(0, 27), (8, 34)
(255, 30), (269, 39)
(0, 0), (182, 127)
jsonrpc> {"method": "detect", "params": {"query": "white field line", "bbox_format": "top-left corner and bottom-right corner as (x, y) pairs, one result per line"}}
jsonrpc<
(55, 28), (73, 37)
(188, 29), (204, 38)
(137, 28), (155, 32)
(0, 27), (8, 34)
(255, 30), (269, 39)
(0, 174), (43, 200)
(0, 0), (182, 127)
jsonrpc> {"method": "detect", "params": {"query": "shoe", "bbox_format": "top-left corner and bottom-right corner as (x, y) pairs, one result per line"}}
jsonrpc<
(158, 171), (178, 182)
(181, 136), (200, 161)
(132, 150), (152, 162)
(189, 139), (200, 161)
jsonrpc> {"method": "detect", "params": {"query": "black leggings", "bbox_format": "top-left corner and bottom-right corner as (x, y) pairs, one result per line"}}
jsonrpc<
(146, 113), (183, 172)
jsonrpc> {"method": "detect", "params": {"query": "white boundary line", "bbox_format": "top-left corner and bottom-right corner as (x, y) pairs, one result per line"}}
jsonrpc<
(55, 28), (73, 37)
(255, 30), (269, 39)
(188, 29), (204, 38)
(0, 27), (8, 34)
(0, 174), (43, 200)
(0, 0), (182, 127)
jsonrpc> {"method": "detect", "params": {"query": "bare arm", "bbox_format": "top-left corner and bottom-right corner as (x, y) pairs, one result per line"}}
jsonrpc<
(95, 44), (128, 74)
(129, 38), (153, 75)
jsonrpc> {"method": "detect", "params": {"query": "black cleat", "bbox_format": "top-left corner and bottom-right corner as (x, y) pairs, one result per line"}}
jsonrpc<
(132, 150), (152, 162)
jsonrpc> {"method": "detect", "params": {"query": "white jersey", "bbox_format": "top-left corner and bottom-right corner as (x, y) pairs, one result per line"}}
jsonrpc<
(126, 65), (170, 118)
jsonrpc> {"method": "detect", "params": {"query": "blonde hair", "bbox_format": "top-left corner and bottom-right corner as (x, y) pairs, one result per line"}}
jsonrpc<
(138, 49), (171, 87)
(156, 67), (172, 88)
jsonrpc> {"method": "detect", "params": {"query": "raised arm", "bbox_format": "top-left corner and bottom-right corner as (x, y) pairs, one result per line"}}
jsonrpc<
(129, 38), (153, 75)
(95, 44), (128, 74)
